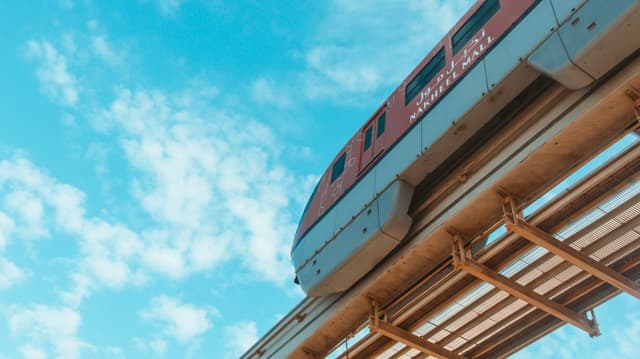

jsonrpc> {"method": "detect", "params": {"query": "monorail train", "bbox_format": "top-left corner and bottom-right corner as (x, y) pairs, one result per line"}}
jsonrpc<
(292, 0), (640, 297)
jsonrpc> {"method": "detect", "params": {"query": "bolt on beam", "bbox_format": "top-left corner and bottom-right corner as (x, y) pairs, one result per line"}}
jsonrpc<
(502, 196), (640, 300)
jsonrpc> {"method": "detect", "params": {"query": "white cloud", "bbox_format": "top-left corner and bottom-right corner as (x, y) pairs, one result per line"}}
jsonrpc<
(135, 338), (168, 356)
(25, 40), (79, 107)
(90, 36), (123, 65)
(0, 211), (15, 251)
(149, 339), (168, 355)
(251, 77), (293, 108)
(140, 295), (214, 342)
(0, 258), (28, 289)
(4, 190), (48, 238)
(0, 154), (143, 305)
(224, 321), (259, 358)
(97, 86), (303, 283)
(20, 345), (47, 359)
(156, 0), (187, 17)
(7, 305), (91, 359)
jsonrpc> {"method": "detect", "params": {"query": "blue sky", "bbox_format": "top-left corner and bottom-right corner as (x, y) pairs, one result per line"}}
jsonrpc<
(0, 1), (638, 358)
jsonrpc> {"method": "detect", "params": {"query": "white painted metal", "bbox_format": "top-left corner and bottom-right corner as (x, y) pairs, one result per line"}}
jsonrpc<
(527, 0), (640, 89)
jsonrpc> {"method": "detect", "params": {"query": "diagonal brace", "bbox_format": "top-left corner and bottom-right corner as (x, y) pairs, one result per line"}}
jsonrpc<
(451, 235), (600, 337)
(502, 197), (640, 300)
(368, 301), (467, 359)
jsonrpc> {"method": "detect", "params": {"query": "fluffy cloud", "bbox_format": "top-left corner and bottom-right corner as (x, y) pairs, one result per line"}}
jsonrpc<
(0, 154), (143, 305)
(140, 296), (214, 342)
(134, 338), (168, 356)
(20, 345), (47, 359)
(224, 321), (259, 358)
(97, 86), (302, 283)
(90, 36), (123, 66)
(0, 258), (28, 289)
(24, 40), (79, 107)
(156, 0), (187, 17)
(7, 305), (91, 359)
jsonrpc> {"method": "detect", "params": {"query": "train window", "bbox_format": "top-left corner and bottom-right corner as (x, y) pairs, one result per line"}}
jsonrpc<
(331, 152), (346, 183)
(376, 113), (386, 138)
(452, 0), (500, 54)
(364, 127), (373, 151)
(405, 47), (445, 105)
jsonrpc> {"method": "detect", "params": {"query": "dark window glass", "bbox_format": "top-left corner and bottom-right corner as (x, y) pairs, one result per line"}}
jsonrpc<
(364, 127), (373, 151)
(376, 113), (386, 138)
(452, 0), (500, 54)
(405, 47), (445, 105)
(331, 152), (346, 183)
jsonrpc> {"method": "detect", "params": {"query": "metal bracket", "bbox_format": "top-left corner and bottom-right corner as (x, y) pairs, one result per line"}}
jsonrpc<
(502, 196), (640, 300)
(448, 232), (600, 337)
(368, 300), (467, 359)
(586, 309), (601, 338)
(625, 86), (640, 121)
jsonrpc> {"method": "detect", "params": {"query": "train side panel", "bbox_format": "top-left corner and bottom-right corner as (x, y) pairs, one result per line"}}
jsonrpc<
(527, 0), (640, 89)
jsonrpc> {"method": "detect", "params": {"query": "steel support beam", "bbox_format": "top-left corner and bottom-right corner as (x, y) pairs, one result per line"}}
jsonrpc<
(451, 235), (600, 336)
(368, 302), (466, 359)
(503, 197), (640, 300)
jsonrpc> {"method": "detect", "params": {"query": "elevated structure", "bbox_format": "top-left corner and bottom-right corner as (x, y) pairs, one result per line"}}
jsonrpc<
(242, 52), (640, 358)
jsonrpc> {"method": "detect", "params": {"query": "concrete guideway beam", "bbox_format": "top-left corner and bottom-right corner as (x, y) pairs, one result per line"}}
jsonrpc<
(502, 197), (640, 300)
(450, 235), (600, 337)
(368, 301), (466, 359)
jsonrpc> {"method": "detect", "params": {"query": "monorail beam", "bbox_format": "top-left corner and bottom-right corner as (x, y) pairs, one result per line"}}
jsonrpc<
(503, 198), (640, 300)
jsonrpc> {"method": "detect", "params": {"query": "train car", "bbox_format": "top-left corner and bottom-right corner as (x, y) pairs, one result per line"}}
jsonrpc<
(292, 0), (640, 297)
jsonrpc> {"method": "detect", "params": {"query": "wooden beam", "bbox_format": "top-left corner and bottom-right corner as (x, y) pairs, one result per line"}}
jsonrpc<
(369, 318), (466, 359)
(452, 251), (599, 336)
(506, 219), (640, 300)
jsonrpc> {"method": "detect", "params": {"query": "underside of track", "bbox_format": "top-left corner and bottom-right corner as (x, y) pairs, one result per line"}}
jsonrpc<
(242, 54), (640, 359)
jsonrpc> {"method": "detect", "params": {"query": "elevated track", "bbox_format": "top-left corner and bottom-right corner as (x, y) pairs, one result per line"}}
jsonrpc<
(242, 54), (640, 359)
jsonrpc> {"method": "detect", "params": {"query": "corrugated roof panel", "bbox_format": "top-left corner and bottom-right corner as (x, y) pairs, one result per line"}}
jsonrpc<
(500, 259), (529, 278)
(537, 256), (564, 273)
(515, 268), (544, 286)
(446, 311), (479, 333)
(446, 337), (468, 351)
(429, 329), (452, 343)
(554, 265), (583, 282)
(520, 247), (549, 264)
(457, 282), (494, 307)
(534, 277), (563, 295)
(462, 318), (497, 340)
(615, 201), (640, 223)
(430, 303), (464, 325)
(414, 321), (437, 336)
(557, 208), (606, 240)
(592, 231), (640, 261)
(572, 219), (621, 250)
(473, 291), (508, 314)
(490, 299), (528, 322)
(601, 180), (640, 212)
